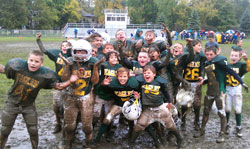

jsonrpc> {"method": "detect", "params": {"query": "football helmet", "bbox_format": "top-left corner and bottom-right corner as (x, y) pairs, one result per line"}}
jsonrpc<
(72, 39), (92, 62)
(122, 95), (142, 121)
(176, 88), (194, 108)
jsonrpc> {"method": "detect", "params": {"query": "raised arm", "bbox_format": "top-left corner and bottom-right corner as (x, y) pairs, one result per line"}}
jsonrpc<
(36, 33), (47, 53)
(241, 51), (250, 72)
(118, 44), (133, 69)
(91, 57), (105, 85)
(54, 74), (78, 90)
(161, 23), (172, 46)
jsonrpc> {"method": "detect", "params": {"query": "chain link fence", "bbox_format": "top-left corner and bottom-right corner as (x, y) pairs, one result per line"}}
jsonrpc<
(0, 29), (63, 37)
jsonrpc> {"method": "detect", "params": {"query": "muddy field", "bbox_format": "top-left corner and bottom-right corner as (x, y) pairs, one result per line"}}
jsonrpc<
(1, 110), (250, 149)
(0, 41), (250, 149)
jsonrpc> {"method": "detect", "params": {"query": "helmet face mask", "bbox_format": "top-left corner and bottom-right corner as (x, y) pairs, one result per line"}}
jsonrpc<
(72, 40), (92, 62)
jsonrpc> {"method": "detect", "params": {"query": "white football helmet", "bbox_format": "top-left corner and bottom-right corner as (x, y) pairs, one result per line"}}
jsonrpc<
(72, 39), (92, 62)
(122, 96), (142, 121)
(176, 89), (194, 108)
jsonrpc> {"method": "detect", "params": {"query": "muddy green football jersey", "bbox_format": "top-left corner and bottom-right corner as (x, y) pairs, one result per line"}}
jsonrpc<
(5, 58), (57, 105)
(109, 76), (139, 107)
(95, 62), (122, 100)
(183, 52), (206, 82)
(136, 75), (167, 107)
(226, 61), (249, 87)
(45, 49), (69, 81)
(205, 55), (228, 94)
(67, 57), (98, 96)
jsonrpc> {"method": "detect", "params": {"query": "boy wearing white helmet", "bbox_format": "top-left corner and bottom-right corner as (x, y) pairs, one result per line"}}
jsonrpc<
(61, 39), (103, 148)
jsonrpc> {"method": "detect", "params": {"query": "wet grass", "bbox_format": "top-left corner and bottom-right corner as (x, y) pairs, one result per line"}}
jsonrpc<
(0, 39), (250, 115)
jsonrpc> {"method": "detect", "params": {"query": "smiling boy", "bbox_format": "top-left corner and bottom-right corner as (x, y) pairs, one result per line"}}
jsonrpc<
(0, 50), (78, 149)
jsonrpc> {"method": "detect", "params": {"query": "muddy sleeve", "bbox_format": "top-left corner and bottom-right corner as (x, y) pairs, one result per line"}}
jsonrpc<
(218, 60), (244, 85)
(36, 39), (47, 54)
(225, 67), (244, 85)
(119, 47), (133, 69)
(161, 83), (171, 103)
(166, 29), (172, 46)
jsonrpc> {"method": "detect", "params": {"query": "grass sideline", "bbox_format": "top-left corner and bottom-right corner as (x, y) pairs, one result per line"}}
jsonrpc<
(0, 36), (65, 42)
(0, 40), (250, 115)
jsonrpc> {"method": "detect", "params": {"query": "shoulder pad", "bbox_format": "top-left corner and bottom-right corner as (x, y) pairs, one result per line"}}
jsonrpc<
(109, 77), (119, 88)
(212, 55), (226, 63)
(6, 58), (26, 71)
(127, 76), (139, 87)
(39, 66), (57, 79)
(135, 74), (144, 82)
(89, 57), (98, 63)
(156, 76), (167, 84)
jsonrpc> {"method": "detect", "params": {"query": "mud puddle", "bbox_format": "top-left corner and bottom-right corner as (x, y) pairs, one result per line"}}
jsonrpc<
(1, 109), (250, 149)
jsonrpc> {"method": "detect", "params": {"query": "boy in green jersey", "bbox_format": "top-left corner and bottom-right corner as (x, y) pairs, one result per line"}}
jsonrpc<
(93, 51), (122, 124)
(61, 39), (103, 149)
(195, 46), (248, 143)
(95, 67), (139, 143)
(36, 33), (72, 133)
(180, 39), (206, 131)
(225, 49), (250, 137)
(130, 65), (182, 148)
(0, 50), (78, 149)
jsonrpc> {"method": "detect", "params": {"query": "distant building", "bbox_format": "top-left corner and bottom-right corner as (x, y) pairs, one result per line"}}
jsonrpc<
(104, 9), (130, 29)
(82, 12), (97, 24)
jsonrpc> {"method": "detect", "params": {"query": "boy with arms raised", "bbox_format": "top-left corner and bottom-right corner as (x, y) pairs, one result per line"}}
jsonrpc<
(225, 49), (250, 137)
(0, 50), (78, 149)
(36, 33), (71, 133)
(60, 39), (103, 148)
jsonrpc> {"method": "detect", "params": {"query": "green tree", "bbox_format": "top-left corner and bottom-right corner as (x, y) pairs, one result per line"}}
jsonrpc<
(32, 0), (59, 29)
(128, 0), (158, 24)
(191, 0), (218, 26)
(207, 0), (236, 31)
(232, 0), (250, 24)
(240, 9), (250, 35)
(187, 9), (200, 31)
(94, 0), (124, 24)
(61, 0), (82, 24)
(0, 0), (28, 29)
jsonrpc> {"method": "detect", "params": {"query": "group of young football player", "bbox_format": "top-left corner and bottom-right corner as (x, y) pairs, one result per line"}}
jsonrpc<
(0, 24), (249, 149)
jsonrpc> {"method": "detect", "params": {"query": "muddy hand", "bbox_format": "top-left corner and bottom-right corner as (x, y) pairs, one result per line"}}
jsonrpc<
(36, 32), (42, 40)
(186, 38), (193, 44)
(59, 53), (69, 65)
(117, 40), (124, 49)
(161, 23), (169, 33)
(241, 50), (248, 60)
(133, 91), (140, 99)
(94, 57), (105, 67)
(69, 74), (79, 83)
(102, 76), (112, 85)
(135, 39), (143, 49)
(198, 77), (204, 86)
(242, 83), (249, 93)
